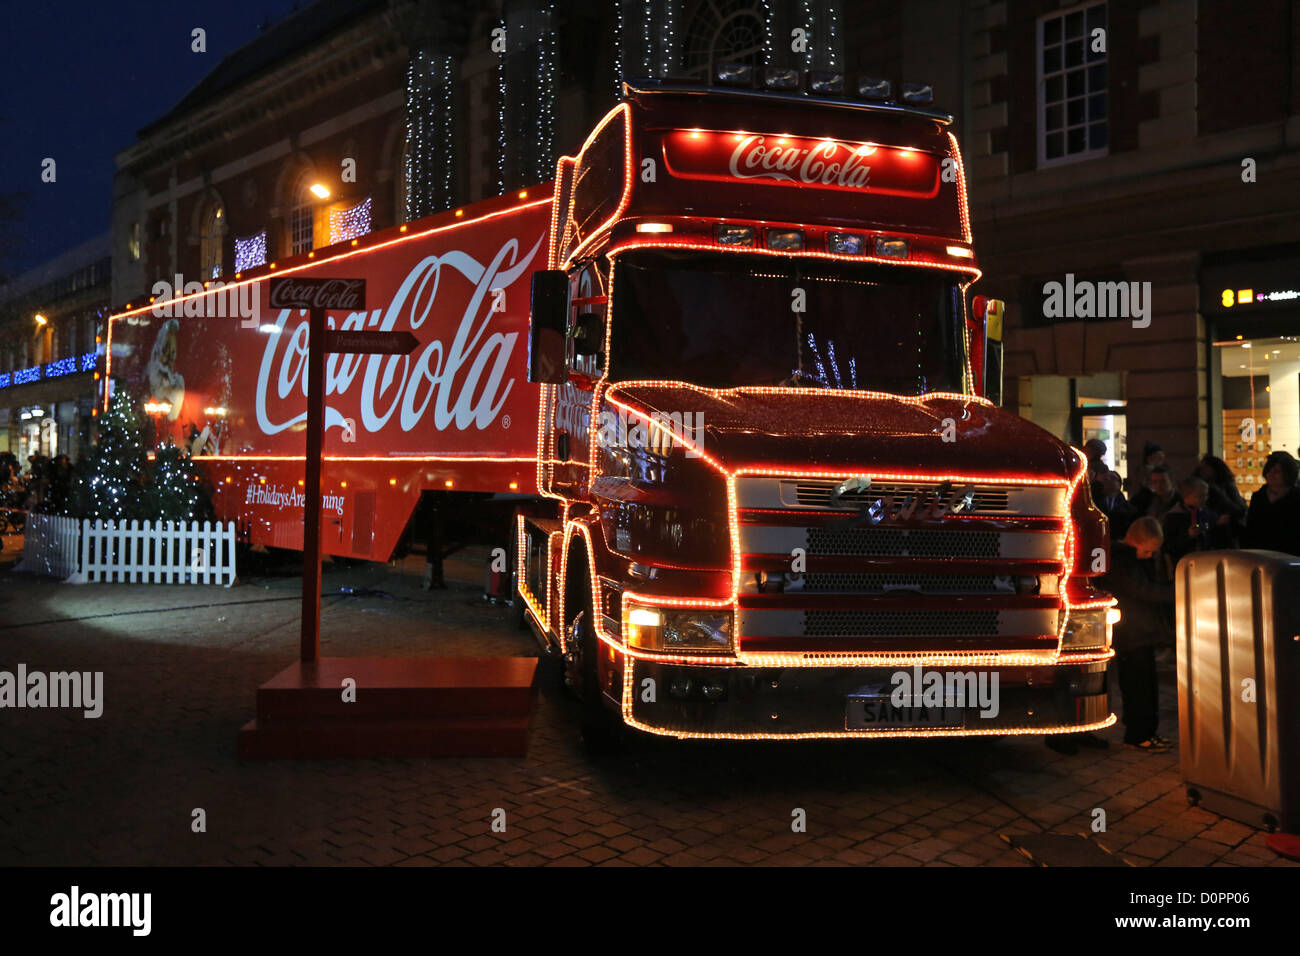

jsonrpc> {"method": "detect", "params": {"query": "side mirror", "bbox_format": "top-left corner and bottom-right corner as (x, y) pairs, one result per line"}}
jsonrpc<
(528, 270), (568, 384)
(974, 296), (1005, 406)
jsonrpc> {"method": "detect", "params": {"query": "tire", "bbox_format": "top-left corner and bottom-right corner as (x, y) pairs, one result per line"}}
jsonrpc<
(570, 604), (624, 755)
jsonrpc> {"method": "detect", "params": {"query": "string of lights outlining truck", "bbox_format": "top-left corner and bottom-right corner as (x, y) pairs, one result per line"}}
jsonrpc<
(108, 69), (1118, 750)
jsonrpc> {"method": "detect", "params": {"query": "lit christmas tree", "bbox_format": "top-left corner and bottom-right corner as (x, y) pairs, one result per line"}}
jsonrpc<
(142, 443), (211, 521)
(76, 389), (146, 520)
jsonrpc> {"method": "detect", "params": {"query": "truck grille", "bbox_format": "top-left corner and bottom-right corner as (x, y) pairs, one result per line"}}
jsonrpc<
(804, 572), (1003, 594)
(805, 609), (1000, 638)
(793, 479), (1012, 512)
(807, 526), (1000, 559)
(736, 475), (1067, 653)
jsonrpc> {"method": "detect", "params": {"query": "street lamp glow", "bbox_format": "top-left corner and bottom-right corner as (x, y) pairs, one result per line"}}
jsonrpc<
(34, 313), (47, 326)
(310, 183), (330, 199)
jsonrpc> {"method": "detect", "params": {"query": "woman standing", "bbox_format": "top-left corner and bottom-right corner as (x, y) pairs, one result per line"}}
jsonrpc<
(1242, 451), (1300, 555)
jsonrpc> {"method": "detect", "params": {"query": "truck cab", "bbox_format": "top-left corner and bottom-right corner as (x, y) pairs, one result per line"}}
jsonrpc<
(518, 75), (1115, 748)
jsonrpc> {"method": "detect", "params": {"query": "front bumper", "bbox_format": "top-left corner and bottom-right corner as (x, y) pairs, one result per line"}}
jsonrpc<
(625, 658), (1112, 739)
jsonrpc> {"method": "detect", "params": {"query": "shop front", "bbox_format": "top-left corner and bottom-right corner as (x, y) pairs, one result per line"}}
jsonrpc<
(0, 351), (98, 467)
(1202, 245), (1300, 494)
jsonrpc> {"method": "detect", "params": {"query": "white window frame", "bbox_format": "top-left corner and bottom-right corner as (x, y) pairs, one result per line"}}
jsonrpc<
(290, 179), (315, 256)
(1036, 0), (1109, 168)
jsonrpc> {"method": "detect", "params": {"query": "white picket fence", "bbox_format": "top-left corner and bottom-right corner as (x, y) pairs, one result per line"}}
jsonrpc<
(16, 516), (237, 586)
(15, 514), (81, 579)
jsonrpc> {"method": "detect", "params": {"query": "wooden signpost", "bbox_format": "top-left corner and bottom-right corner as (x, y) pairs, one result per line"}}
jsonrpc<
(265, 277), (418, 663)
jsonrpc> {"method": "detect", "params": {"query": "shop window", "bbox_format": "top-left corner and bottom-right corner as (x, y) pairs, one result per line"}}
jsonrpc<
(1038, 2), (1108, 166)
(1216, 335), (1300, 493)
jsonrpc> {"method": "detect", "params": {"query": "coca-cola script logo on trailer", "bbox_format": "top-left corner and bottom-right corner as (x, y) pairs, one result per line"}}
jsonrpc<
(267, 277), (367, 311)
(256, 237), (543, 438)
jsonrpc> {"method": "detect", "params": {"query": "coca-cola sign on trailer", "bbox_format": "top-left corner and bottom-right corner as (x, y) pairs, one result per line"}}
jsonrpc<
(110, 202), (550, 462)
(661, 129), (940, 198)
(267, 277), (367, 310)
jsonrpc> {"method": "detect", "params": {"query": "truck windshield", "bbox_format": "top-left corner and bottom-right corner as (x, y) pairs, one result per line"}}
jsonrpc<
(610, 250), (967, 394)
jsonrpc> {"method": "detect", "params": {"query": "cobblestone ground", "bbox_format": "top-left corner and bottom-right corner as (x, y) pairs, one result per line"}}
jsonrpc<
(0, 540), (1293, 867)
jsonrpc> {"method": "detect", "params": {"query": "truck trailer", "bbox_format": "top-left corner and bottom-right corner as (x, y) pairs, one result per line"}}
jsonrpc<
(108, 74), (1117, 749)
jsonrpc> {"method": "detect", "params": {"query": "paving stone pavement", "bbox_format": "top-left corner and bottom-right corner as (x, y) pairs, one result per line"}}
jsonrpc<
(0, 543), (1295, 867)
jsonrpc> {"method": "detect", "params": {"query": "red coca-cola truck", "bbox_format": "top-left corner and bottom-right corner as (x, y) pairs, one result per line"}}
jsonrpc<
(109, 76), (1116, 748)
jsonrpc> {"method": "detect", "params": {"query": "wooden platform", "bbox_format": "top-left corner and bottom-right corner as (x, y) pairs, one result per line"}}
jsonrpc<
(238, 656), (538, 759)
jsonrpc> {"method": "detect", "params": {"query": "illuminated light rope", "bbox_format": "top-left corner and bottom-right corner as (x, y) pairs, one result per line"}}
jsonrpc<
(618, 660), (1117, 741)
(555, 414), (1117, 735)
(947, 132), (972, 243)
(576, 385), (1087, 665)
(559, 103), (635, 269)
(196, 455), (549, 463)
(546, 156), (576, 268)
(104, 197), (552, 408)
(516, 513), (552, 633)
(602, 238), (981, 280)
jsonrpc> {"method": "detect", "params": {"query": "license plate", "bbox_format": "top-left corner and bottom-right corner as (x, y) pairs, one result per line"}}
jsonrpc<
(846, 696), (964, 730)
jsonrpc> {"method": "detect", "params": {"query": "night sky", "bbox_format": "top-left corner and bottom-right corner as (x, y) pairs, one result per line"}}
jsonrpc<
(1, 0), (300, 275)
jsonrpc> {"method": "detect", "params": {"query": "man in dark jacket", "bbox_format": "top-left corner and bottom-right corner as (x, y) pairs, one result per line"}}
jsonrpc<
(1096, 469), (1135, 540)
(1103, 517), (1175, 752)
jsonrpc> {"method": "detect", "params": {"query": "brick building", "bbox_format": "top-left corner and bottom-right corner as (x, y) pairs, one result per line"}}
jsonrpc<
(958, 0), (1300, 493)
(111, 0), (1299, 494)
(0, 235), (109, 463)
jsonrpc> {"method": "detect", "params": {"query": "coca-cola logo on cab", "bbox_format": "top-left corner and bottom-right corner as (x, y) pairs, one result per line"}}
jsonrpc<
(661, 130), (939, 197)
(267, 277), (367, 310)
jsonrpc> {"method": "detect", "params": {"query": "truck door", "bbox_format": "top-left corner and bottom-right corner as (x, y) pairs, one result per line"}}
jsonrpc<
(548, 259), (608, 500)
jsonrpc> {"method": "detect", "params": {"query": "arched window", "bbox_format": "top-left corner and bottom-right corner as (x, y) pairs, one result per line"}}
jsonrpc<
(200, 201), (225, 279)
(289, 175), (316, 255)
(682, 1), (767, 80)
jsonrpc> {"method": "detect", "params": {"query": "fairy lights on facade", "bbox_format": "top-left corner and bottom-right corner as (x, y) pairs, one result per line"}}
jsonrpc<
(405, 47), (455, 218)
(328, 197), (372, 244)
(233, 231), (267, 272)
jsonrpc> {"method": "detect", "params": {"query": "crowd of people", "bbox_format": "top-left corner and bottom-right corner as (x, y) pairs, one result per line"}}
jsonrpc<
(1086, 439), (1300, 560)
(0, 451), (76, 515)
(1057, 439), (1300, 757)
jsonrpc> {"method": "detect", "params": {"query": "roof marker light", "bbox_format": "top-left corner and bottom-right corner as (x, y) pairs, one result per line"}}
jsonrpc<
(901, 81), (935, 105)
(763, 67), (800, 90)
(827, 233), (865, 255)
(809, 71), (845, 95)
(875, 237), (909, 259)
(857, 77), (892, 100)
(715, 224), (755, 246)
(636, 222), (673, 233)
(714, 62), (754, 86)
(765, 228), (804, 251)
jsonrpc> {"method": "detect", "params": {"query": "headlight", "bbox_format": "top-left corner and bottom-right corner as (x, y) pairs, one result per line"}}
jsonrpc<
(1060, 607), (1115, 651)
(624, 602), (733, 653)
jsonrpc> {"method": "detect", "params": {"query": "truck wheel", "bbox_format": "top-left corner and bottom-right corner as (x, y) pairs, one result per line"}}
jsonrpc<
(569, 605), (624, 755)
